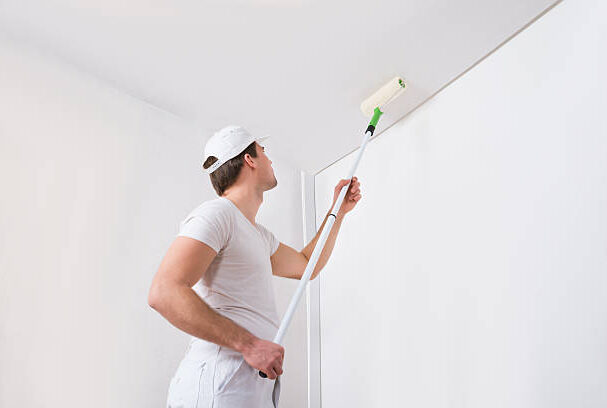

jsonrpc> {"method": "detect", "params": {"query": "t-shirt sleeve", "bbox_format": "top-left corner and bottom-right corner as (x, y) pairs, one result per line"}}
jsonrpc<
(177, 206), (230, 253)
(259, 224), (280, 256)
(269, 230), (279, 256)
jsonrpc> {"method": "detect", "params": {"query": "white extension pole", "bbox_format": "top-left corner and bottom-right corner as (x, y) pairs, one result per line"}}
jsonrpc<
(258, 76), (406, 378)
(273, 128), (373, 345)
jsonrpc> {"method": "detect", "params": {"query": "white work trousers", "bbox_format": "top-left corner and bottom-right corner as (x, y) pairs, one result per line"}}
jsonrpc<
(166, 339), (281, 408)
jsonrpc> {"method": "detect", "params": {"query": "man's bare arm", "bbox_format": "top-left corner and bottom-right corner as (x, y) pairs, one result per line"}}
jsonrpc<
(300, 205), (344, 279)
(147, 236), (284, 379)
(270, 208), (344, 281)
(149, 279), (256, 353)
(299, 177), (361, 279)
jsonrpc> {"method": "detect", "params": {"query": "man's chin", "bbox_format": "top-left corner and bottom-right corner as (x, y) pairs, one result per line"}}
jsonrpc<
(269, 177), (278, 190)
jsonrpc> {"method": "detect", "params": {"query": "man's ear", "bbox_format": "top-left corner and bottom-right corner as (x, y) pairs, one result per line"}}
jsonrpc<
(243, 153), (256, 169)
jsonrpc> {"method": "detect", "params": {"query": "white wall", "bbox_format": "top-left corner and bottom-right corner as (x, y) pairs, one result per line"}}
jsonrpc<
(315, 0), (606, 407)
(0, 35), (307, 407)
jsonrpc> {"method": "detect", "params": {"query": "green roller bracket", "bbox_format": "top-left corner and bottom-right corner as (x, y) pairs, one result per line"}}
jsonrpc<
(369, 107), (383, 127)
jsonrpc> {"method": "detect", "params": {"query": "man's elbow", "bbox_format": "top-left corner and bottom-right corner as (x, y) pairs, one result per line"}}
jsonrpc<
(147, 293), (160, 310)
(147, 283), (165, 310)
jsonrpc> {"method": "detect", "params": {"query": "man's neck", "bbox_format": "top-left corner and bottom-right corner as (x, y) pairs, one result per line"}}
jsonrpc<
(222, 188), (263, 225)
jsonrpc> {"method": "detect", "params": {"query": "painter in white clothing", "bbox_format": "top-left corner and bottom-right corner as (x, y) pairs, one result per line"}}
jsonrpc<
(148, 125), (362, 407)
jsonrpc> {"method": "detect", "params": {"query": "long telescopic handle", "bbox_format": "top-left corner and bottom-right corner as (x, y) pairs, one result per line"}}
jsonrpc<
(259, 109), (382, 378)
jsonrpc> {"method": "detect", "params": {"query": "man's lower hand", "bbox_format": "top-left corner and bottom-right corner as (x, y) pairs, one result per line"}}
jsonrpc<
(241, 337), (284, 379)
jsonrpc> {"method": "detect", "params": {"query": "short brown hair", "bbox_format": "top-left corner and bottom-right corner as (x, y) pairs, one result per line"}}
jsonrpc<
(203, 141), (258, 196)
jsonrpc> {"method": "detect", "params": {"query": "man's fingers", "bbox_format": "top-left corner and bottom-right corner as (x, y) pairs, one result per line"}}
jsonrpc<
(274, 360), (283, 376)
(335, 177), (361, 197)
(263, 367), (277, 380)
(273, 350), (284, 377)
(272, 365), (280, 379)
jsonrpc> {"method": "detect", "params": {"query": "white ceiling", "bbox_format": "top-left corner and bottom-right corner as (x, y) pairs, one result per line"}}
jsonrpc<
(0, 0), (558, 174)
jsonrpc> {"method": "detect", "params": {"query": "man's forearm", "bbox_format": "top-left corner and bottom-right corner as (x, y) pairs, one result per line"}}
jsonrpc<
(151, 284), (256, 353)
(301, 205), (344, 279)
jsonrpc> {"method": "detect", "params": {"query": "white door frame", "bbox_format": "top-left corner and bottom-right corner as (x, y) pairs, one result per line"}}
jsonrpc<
(301, 170), (321, 408)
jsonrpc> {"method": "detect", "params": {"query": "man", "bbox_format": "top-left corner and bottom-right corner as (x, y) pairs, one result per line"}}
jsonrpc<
(148, 125), (362, 407)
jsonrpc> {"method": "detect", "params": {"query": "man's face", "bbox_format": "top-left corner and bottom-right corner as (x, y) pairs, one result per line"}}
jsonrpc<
(256, 142), (277, 190)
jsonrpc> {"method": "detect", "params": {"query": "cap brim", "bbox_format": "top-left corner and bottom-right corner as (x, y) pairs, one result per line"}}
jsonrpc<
(256, 134), (270, 142)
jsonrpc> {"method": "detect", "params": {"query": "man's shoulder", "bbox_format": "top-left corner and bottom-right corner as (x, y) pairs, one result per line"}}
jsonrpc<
(256, 223), (272, 234)
(185, 197), (232, 220)
(256, 223), (277, 242)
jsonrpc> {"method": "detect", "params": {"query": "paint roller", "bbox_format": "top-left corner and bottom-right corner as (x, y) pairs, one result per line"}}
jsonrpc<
(258, 76), (407, 378)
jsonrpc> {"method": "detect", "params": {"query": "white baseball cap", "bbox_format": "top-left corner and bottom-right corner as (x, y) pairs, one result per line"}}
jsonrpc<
(203, 125), (270, 174)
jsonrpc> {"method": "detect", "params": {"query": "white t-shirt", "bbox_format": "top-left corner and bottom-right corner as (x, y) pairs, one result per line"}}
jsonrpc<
(176, 196), (281, 347)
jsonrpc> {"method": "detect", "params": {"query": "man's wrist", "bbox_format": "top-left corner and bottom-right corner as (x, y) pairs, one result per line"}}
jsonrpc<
(329, 202), (347, 219)
(335, 209), (346, 222)
(234, 331), (257, 354)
